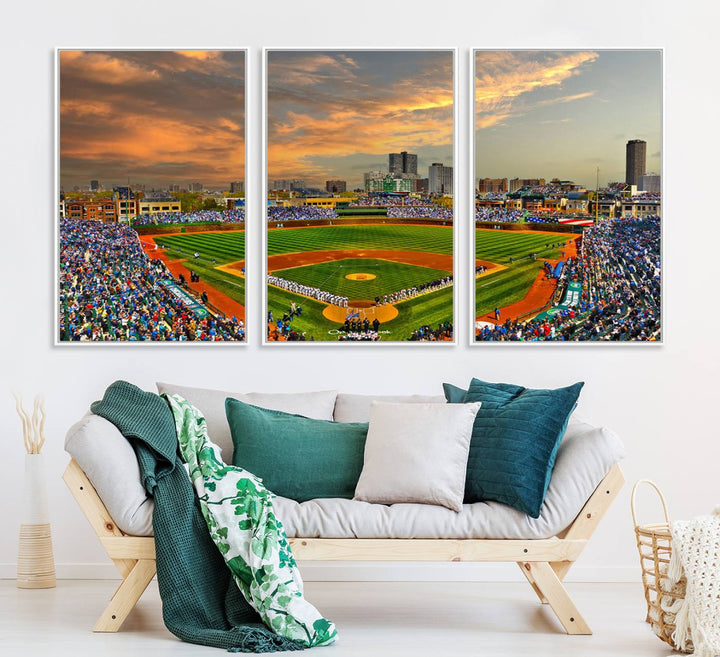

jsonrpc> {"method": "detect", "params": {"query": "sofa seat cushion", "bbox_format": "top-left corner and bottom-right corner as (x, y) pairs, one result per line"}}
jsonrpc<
(66, 408), (624, 539)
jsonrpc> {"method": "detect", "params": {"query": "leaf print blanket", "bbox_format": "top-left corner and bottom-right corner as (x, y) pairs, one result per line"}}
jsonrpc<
(164, 393), (337, 648)
(91, 381), (335, 652)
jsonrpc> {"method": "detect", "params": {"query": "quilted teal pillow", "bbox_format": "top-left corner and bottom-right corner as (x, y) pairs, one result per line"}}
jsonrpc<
(226, 398), (368, 502)
(444, 378), (583, 517)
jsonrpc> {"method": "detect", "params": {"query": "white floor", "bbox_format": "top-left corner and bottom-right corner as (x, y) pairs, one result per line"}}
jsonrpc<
(0, 580), (674, 656)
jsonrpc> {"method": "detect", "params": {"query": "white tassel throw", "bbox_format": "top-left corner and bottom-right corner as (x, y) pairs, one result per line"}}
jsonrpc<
(664, 507), (720, 657)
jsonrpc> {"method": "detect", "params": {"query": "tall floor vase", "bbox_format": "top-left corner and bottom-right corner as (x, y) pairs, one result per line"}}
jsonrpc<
(17, 453), (56, 588)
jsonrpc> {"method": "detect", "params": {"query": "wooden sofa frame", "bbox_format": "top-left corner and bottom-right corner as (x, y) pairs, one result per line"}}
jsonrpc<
(63, 458), (624, 635)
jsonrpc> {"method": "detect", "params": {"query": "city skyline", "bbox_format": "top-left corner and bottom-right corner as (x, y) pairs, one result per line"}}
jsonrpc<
(59, 50), (246, 189)
(267, 50), (454, 189)
(475, 50), (662, 188)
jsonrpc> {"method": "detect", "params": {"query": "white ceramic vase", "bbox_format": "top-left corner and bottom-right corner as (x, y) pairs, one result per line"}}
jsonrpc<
(17, 453), (56, 588)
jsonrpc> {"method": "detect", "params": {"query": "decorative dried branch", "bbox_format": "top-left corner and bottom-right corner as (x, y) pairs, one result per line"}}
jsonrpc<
(37, 396), (47, 453)
(13, 393), (32, 454)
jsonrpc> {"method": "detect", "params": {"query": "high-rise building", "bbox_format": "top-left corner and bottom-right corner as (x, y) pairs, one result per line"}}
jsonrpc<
(625, 139), (647, 187)
(429, 163), (453, 194)
(638, 173), (661, 193)
(90, 180), (99, 192)
(325, 180), (347, 194)
(188, 182), (203, 193)
(389, 151), (418, 175)
(230, 181), (244, 194)
(478, 178), (508, 194)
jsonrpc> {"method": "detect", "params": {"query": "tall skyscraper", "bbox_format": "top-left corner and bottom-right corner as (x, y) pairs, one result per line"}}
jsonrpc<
(90, 180), (99, 192)
(625, 139), (647, 186)
(389, 151), (418, 175)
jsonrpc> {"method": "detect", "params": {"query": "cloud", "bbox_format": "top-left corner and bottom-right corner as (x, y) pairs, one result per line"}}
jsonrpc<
(267, 51), (453, 183)
(60, 51), (161, 85)
(60, 50), (245, 187)
(475, 51), (598, 130)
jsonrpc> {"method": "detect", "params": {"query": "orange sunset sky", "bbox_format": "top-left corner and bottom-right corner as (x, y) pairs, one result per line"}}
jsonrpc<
(267, 50), (454, 188)
(59, 50), (245, 190)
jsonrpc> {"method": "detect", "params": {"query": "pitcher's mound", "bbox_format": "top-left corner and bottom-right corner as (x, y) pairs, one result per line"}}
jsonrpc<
(322, 300), (399, 323)
(345, 273), (376, 281)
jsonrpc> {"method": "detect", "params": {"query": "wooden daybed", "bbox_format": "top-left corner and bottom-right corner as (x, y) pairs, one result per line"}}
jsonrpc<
(63, 458), (624, 636)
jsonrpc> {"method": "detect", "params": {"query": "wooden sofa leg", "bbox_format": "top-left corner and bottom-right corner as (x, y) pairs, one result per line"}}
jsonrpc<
(517, 561), (548, 604)
(524, 562), (591, 635)
(93, 559), (156, 632)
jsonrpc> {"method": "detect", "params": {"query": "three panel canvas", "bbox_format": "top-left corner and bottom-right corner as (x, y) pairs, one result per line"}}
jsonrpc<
(56, 48), (661, 345)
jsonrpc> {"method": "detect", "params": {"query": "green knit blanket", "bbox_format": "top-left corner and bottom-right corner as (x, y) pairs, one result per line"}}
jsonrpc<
(91, 381), (332, 652)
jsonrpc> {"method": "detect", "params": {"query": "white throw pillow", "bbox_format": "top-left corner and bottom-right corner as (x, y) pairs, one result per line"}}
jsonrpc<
(354, 401), (481, 512)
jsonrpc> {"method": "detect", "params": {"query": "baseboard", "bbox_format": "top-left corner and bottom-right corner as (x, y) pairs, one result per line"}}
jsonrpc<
(0, 562), (639, 583)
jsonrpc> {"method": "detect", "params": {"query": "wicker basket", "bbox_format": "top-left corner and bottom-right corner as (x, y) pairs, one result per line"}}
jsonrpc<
(631, 479), (689, 652)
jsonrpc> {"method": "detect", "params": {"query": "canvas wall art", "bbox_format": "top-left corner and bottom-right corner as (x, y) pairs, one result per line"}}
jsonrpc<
(473, 50), (662, 343)
(58, 49), (246, 343)
(264, 49), (455, 343)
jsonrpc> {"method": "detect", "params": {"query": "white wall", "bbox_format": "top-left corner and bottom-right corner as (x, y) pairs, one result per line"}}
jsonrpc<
(1, 0), (718, 582)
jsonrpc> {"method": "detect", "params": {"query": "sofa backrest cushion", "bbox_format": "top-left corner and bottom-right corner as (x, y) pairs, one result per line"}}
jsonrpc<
(157, 382), (337, 461)
(64, 413), (153, 536)
(226, 398), (368, 502)
(333, 393), (446, 423)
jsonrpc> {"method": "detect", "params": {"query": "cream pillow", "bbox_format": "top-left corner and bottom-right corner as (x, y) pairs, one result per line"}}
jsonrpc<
(354, 401), (481, 512)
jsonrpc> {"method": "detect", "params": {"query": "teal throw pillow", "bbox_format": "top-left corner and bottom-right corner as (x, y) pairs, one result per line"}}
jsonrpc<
(445, 378), (583, 517)
(226, 398), (368, 502)
(442, 382), (468, 404)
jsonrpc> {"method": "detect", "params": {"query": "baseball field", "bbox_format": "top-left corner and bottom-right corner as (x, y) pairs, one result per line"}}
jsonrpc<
(475, 228), (579, 322)
(146, 231), (246, 320)
(144, 221), (455, 341)
(266, 223), (453, 341)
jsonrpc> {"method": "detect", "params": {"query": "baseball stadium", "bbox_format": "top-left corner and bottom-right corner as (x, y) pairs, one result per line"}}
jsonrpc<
(264, 196), (453, 342)
(474, 209), (661, 342)
(57, 210), (247, 342)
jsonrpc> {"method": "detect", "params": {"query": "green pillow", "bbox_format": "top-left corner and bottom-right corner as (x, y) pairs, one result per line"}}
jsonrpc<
(226, 398), (368, 502)
(444, 378), (583, 518)
(442, 382), (468, 404)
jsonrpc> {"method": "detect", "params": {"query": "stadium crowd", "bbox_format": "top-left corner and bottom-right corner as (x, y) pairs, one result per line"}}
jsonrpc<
(349, 194), (429, 207)
(58, 219), (245, 341)
(132, 209), (245, 225)
(475, 207), (525, 223)
(476, 216), (661, 342)
(387, 206), (453, 220)
(409, 321), (453, 341)
(267, 207), (338, 221)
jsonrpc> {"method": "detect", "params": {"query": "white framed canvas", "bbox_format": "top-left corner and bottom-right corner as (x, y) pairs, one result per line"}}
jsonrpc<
(472, 49), (663, 344)
(263, 48), (457, 345)
(56, 48), (247, 343)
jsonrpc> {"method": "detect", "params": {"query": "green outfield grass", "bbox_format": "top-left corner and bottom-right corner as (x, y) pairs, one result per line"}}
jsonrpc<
(272, 258), (450, 299)
(475, 229), (573, 317)
(151, 231), (246, 307)
(268, 224), (452, 255)
(267, 286), (453, 342)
